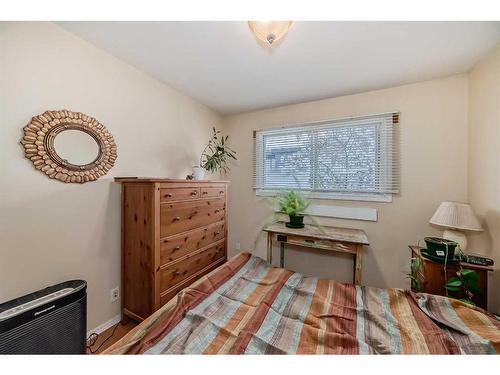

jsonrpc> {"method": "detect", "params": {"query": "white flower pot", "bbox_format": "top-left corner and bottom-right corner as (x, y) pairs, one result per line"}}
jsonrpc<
(192, 166), (205, 180)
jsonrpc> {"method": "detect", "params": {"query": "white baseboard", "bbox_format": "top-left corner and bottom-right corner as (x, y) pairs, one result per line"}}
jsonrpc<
(87, 314), (121, 337)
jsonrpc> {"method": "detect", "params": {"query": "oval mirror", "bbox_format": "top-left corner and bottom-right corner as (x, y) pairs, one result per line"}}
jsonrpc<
(53, 129), (100, 166)
(22, 110), (117, 183)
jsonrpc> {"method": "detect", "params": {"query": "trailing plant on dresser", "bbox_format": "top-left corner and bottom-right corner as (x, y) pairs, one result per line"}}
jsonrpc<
(192, 127), (237, 180)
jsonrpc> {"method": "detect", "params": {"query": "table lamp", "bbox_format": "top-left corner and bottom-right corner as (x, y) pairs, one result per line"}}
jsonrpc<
(429, 201), (483, 251)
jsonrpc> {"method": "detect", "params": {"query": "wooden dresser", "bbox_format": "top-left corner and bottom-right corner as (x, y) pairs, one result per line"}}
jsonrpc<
(115, 177), (228, 322)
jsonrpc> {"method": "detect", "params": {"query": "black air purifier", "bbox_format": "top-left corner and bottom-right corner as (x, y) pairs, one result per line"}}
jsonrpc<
(0, 280), (87, 354)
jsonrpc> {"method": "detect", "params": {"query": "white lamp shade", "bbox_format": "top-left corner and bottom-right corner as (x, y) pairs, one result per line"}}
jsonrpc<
(429, 201), (483, 231)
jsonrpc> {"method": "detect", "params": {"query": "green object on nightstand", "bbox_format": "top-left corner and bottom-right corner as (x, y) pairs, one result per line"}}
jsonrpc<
(424, 237), (458, 259)
(421, 250), (460, 264)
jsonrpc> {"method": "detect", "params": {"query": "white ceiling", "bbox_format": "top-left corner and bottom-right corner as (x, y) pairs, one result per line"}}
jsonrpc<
(57, 21), (500, 116)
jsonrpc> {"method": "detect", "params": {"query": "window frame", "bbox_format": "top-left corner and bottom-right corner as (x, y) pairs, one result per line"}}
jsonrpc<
(253, 113), (398, 203)
(255, 188), (393, 202)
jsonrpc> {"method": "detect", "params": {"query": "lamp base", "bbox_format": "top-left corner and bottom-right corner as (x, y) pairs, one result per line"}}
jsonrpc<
(442, 229), (467, 251)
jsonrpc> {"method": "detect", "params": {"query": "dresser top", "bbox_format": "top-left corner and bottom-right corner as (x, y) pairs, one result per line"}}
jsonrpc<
(114, 177), (229, 183)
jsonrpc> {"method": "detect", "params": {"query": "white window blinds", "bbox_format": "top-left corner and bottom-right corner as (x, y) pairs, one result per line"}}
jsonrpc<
(253, 112), (400, 197)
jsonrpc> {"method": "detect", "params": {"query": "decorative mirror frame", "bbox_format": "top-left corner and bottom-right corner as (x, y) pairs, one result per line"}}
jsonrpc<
(21, 110), (117, 183)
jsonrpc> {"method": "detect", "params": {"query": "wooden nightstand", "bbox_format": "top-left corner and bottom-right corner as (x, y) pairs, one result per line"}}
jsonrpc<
(409, 245), (492, 310)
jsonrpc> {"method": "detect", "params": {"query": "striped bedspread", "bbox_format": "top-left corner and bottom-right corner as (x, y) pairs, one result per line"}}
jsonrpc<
(107, 252), (500, 354)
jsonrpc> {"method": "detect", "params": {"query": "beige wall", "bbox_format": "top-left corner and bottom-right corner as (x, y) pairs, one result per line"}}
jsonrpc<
(223, 76), (470, 297)
(468, 45), (500, 314)
(1, 21), (498, 333)
(0, 22), (220, 330)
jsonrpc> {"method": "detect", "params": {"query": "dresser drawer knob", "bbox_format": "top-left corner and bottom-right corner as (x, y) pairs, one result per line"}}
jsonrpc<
(173, 245), (181, 251)
(190, 191), (198, 196)
(173, 216), (181, 221)
(202, 191), (208, 195)
(174, 271), (181, 276)
(214, 209), (220, 213)
(219, 191), (224, 194)
(165, 193), (173, 198)
(214, 231), (220, 235)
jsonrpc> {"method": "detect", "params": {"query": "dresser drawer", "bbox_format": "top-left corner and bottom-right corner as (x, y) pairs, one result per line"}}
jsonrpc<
(160, 221), (226, 266)
(200, 187), (226, 199)
(160, 187), (200, 202)
(159, 241), (226, 292)
(160, 199), (226, 237)
(159, 257), (225, 307)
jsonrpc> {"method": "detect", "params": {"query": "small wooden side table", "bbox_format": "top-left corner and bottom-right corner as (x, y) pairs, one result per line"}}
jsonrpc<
(409, 245), (493, 310)
(263, 222), (369, 285)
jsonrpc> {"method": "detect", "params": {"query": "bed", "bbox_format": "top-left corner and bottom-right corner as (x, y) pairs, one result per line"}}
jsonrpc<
(104, 252), (500, 354)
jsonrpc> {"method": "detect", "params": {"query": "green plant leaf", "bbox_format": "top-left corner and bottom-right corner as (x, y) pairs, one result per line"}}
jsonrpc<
(307, 215), (327, 235)
(468, 281), (481, 294)
(444, 285), (461, 292)
(460, 268), (475, 276)
(445, 277), (462, 287)
(276, 190), (309, 216)
(410, 257), (423, 274)
(461, 269), (479, 282)
(200, 127), (237, 173)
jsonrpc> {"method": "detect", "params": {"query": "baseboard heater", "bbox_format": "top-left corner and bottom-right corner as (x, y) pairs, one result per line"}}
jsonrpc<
(0, 280), (87, 354)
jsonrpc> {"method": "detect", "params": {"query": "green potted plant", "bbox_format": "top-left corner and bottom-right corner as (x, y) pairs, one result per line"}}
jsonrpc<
(444, 268), (481, 306)
(406, 256), (424, 292)
(254, 189), (324, 250)
(193, 127), (237, 180)
(277, 190), (310, 228)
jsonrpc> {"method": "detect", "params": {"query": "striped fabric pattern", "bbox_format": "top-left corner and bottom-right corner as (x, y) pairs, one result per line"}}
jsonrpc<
(124, 252), (500, 354)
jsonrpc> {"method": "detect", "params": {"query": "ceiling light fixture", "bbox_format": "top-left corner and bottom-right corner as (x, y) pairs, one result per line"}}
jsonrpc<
(248, 21), (293, 46)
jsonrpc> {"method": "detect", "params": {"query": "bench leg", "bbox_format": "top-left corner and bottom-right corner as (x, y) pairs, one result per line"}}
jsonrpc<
(354, 244), (363, 285)
(280, 242), (285, 268)
(267, 232), (272, 265)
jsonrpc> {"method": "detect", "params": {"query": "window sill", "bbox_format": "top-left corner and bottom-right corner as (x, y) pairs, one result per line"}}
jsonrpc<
(255, 189), (393, 203)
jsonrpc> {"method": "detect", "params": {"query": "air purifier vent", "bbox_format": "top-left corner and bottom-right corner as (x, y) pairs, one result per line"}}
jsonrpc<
(0, 280), (87, 354)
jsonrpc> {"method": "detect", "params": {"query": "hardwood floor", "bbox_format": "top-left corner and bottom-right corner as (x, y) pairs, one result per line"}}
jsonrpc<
(86, 321), (138, 354)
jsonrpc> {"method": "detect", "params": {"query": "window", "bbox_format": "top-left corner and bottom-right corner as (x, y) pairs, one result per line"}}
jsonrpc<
(253, 112), (400, 202)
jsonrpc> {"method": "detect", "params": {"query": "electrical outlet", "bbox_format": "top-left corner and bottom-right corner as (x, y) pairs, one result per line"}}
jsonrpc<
(110, 287), (120, 302)
(236, 243), (241, 251)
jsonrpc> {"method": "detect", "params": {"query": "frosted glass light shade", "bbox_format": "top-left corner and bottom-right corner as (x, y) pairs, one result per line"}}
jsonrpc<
(248, 21), (293, 46)
(429, 201), (483, 231)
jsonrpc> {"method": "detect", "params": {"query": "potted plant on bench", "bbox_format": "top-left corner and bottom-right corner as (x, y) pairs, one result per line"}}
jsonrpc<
(254, 189), (325, 250)
(277, 190), (310, 228)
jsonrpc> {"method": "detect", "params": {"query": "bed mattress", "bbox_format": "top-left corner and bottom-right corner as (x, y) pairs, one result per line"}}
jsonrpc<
(104, 252), (500, 354)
